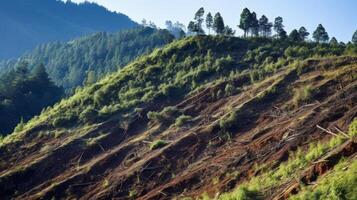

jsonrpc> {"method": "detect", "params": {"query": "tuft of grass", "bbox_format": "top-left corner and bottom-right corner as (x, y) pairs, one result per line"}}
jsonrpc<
(292, 85), (316, 107)
(175, 115), (193, 127)
(218, 187), (262, 200)
(86, 133), (108, 147)
(150, 140), (169, 150)
(102, 178), (110, 188)
(129, 189), (138, 198)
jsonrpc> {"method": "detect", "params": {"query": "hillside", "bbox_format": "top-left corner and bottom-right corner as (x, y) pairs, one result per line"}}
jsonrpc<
(0, 27), (174, 90)
(0, 0), (137, 59)
(0, 36), (356, 199)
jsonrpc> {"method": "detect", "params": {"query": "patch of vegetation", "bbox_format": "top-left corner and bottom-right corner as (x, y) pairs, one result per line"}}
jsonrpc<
(147, 106), (180, 125)
(289, 159), (357, 200)
(292, 85), (317, 107)
(175, 115), (193, 127)
(3, 36), (355, 146)
(0, 63), (63, 135)
(150, 140), (169, 150)
(86, 134), (108, 147)
(129, 189), (138, 198)
(217, 119), (356, 199)
(219, 109), (239, 131)
(218, 187), (262, 200)
(0, 27), (174, 90)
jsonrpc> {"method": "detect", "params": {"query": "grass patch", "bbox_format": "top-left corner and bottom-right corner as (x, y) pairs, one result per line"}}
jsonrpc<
(150, 140), (169, 150)
(292, 85), (316, 107)
(175, 115), (193, 127)
(289, 159), (357, 200)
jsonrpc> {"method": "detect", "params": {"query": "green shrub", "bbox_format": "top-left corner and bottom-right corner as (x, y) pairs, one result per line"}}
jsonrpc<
(150, 140), (169, 150)
(14, 118), (25, 133)
(292, 85), (316, 107)
(348, 118), (357, 137)
(219, 110), (239, 130)
(79, 107), (98, 122)
(175, 115), (193, 127)
(52, 114), (77, 127)
(147, 111), (166, 123)
(289, 159), (357, 200)
(219, 187), (262, 200)
(147, 106), (179, 125)
(224, 83), (236, 96)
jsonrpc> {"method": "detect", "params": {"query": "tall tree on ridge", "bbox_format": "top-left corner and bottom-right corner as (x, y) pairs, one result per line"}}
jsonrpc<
(298, 26), (309, 41)
(313, 24), (329, 43)
(194, 7), (205, 35)
(187, 21), (196, 35)
(330, 37), (338, 45)
(249, 12), (259, 37)
(258, 15), (272, 37)
(206, 12), (213, 35)
(274, 16), (285, 39)
(289, 29), (300, 42)
(213, 12), (225, 35)
(239, 8), (251, 37)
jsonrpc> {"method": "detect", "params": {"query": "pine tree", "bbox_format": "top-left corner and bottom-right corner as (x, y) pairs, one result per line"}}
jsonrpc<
(194, 7), (205, 35)
(313, 24), (329, 43)
(330, 37), (338, 45)
(213, 12), (225, 35)
(249, 12), (259, 37)
(289, 29), (300, 42)
(258, 15), (271, 37)
(274, 16), (285, 38)
(206, 12), (213, 35)
(239, 8), (251, 37)
(187, 21), (196, 35)
(224, 26), (235, 36)
(298, 26), (309, 41)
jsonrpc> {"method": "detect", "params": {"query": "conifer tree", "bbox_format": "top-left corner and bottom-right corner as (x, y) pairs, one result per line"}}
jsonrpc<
(213, 12), (225, 35)
(206, 12), (213, 35)
(298, 26), (309, 41)
(313, 24), (329, 43)
(239, 8), (251, 37)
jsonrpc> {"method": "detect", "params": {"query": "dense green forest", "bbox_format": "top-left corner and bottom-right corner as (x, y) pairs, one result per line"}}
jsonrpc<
(0, 0), (137, 59)
(0, 27), (174, 90)
(0, 64), (63, 135)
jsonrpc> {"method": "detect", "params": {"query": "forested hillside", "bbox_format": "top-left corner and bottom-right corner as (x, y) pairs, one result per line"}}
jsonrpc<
(0, 0), (137, 59)
(0, 35), (356, 199)
(0, 27), (174, 90)
(0, 64), (63, 136)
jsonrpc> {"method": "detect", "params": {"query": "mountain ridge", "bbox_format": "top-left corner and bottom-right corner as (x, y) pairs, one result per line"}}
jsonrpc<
(0, 0), (138, 59)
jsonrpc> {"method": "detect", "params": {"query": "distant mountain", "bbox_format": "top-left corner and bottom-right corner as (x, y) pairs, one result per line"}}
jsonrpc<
(0, 0), (138, 59)
(0, 27), (174, 90)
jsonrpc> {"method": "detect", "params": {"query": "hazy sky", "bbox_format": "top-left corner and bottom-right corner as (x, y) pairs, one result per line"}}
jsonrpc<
(70, 0), (357, 42)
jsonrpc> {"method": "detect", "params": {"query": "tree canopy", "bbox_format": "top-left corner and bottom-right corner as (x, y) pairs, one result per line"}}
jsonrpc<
(0, 27), (174, 91)
(313, 24), (329, 43)
(0, 63), (63, 135)
(213, 12), (225, 35)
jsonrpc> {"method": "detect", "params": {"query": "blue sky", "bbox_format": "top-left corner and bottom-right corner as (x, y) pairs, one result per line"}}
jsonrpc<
(70, 0), (357, 42)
